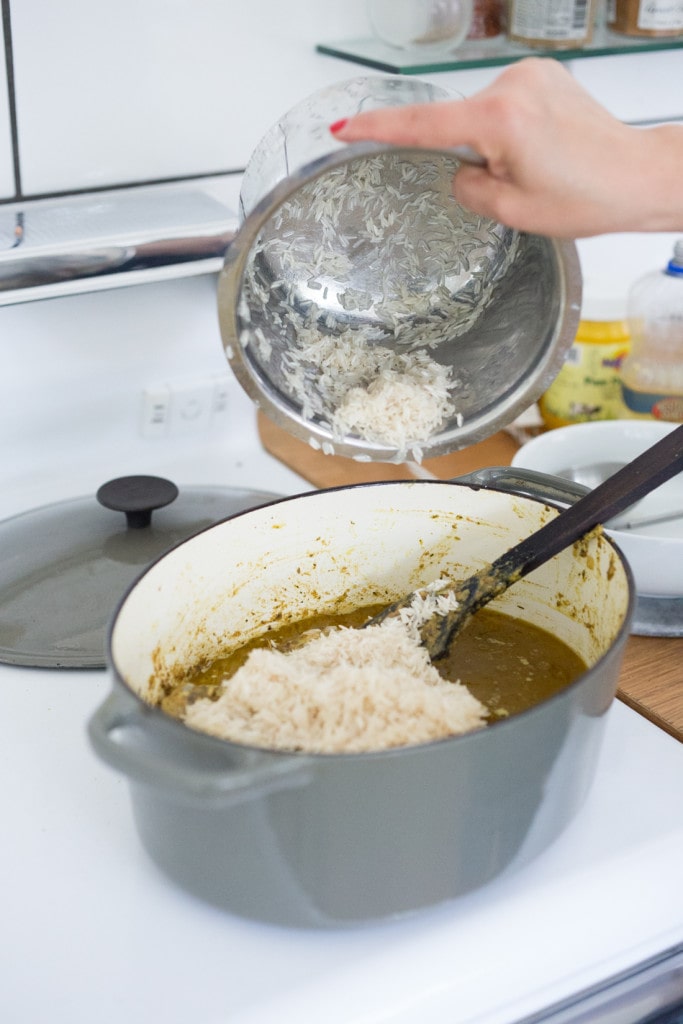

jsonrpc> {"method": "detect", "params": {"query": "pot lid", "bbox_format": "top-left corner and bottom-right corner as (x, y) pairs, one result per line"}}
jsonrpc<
(0, 475), (281, 670)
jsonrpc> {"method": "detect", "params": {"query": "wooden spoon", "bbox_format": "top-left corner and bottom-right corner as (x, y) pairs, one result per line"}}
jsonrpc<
(370, 423), (683, 661)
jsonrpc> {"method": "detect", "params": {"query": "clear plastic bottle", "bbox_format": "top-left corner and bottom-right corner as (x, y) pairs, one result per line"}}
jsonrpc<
(620, 239), (683, 422)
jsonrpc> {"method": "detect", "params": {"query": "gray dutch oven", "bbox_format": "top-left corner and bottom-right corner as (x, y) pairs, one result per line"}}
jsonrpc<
(89, 470), (634, 928)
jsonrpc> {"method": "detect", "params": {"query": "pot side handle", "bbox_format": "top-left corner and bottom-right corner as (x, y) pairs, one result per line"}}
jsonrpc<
(454, 466), (590, 507)
(88, 691), (315, 807)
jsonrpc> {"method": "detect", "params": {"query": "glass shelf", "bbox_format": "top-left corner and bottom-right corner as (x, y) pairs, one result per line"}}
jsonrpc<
(316, 25), (683, 74)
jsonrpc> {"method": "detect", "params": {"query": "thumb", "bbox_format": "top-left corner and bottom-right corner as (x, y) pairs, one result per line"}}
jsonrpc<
(452, 165), (517, 227)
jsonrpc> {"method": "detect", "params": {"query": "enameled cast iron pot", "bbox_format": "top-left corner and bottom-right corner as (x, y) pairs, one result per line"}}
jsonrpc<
(89, 471), (634, 928)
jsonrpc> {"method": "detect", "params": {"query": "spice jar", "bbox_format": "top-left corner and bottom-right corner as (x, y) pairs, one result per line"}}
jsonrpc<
(467, 0), (505, 38)
(608, 0), (683, 36)
(508, 0), (597, 47)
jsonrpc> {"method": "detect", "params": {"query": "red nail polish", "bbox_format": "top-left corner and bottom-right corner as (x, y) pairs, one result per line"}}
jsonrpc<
(330, 118), (349, 135)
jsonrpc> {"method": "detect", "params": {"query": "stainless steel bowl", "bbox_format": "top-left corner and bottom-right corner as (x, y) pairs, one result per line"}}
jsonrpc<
(218, 141), (581, 462)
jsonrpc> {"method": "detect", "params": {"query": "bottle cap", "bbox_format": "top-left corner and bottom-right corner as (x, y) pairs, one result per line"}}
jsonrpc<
(666, 238), (683, 276)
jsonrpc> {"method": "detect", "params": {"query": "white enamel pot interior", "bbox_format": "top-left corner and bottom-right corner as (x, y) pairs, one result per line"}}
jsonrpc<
(90, 480), (634, 927)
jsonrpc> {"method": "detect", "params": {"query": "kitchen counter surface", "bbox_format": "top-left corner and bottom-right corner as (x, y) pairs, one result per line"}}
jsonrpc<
(258, 413), (683, 743)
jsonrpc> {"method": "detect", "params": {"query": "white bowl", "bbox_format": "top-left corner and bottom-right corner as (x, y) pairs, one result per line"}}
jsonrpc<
(511, 420), (683, 598)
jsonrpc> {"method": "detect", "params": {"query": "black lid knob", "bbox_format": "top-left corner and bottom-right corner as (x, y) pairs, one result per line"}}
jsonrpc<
(96, 475), (179, 529)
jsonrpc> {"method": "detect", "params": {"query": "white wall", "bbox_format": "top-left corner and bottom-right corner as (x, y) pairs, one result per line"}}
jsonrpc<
(0, 3), (681, 511)
(9, 0), (371, 194)
(1, 0), (682, 198)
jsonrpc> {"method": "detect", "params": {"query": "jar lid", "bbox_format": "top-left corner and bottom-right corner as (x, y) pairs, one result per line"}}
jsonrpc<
(0, 476), (280, 669)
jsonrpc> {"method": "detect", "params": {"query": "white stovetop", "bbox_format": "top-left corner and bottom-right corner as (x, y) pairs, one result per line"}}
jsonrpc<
(2, 425), (682, 1024)
(1, 274), (682, 1024)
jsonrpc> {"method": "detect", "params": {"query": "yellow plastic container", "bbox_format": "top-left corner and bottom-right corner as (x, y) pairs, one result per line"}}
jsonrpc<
(539, 299), (631, 430)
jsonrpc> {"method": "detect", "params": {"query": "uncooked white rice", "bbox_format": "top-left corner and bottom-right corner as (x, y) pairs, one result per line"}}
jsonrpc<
(237, 151), (518, 459)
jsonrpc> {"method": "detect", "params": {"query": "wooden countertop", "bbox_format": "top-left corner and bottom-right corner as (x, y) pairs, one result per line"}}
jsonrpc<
(258, 412), (683, 743)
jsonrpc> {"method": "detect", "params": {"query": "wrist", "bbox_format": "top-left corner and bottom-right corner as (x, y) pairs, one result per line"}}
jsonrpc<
(627, 123), (683, 233)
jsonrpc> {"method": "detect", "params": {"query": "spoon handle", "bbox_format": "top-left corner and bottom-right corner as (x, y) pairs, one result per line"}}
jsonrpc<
(618, 507), (683, 530)
(423, 423), (683, 659)
(503, 423), (683, 571)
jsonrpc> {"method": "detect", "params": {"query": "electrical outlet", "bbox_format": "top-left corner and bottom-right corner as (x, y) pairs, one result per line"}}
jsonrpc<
(211, 375), (231, 418)
(140, 374), (234, 438)
(168, 380), (213, 436)
(140, 385), (171, 439)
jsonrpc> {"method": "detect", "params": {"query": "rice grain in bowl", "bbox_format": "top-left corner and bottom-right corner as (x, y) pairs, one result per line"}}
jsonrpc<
(90, 480), (633, 927)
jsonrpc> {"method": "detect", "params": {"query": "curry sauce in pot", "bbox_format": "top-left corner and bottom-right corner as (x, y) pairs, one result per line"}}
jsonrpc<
(160, 605), (587, 730)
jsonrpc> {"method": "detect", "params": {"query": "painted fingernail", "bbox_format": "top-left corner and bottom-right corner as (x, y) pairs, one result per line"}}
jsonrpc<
(330, 118), (349, 135)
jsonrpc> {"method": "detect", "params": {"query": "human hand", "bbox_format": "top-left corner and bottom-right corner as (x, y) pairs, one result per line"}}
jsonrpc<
(331, 58), (683, 239)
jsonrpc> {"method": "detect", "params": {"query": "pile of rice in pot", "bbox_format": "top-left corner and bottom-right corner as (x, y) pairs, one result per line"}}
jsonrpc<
(184, 587), (488, 754)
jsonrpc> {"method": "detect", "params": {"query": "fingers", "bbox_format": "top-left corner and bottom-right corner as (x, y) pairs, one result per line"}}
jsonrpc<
(451, 166), (520, 228)
(331, 99), (477, 150)
(454, 166), (601, 239)
(326, 58), (646, 238)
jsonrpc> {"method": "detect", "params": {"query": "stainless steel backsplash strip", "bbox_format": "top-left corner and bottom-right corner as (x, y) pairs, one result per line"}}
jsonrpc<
(0, 181), (238, 305)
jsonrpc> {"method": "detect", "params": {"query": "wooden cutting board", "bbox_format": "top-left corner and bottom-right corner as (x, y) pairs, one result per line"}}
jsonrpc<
(257, 411), (521, 487)
(258, 412), (683, 742)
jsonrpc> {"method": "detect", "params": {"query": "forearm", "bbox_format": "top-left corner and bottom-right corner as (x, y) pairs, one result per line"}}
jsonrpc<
(625, 123), (683, 233)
